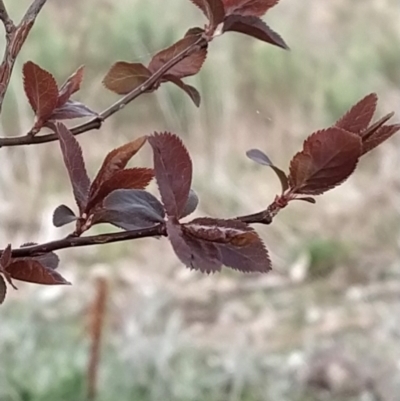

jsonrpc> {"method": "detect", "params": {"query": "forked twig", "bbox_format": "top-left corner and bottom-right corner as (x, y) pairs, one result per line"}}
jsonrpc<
(0, 36), (207, 147)
(0, 0), (47, 113)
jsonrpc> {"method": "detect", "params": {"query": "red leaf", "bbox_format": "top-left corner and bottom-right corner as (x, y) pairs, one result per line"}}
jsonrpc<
(56, 123), (91, 213)
(87, 168), (154, 212)
(148, 36), (207, 78)
(0, 243), (12, 268)
(6, 258), (70, 285)
(50, 100), (98, 121)
(0, 275), (6, 304)
(190, 0), (225, 27)
(148, 133), (192, 218)
(223, 15), (288, 49)
(335, 93), (378, 134)
(288, 127), (362, 195)
(362, 124), (400, 155)
(103, 62), (152, 95)
(57, 65), (84, 107)
(246, 148), (289, 192)
(223, 0), (279, 16)
(22, 61), (59, 123)
(0, 244), (17, 290)
(167, 218), (271, 273)
(90, 136), (147, 197)
(167, 220), (222, 273)
(164, 75), (201, 107)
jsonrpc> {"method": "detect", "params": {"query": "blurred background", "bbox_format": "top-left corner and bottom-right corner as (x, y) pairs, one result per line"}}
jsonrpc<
(1, 0), (400, 400)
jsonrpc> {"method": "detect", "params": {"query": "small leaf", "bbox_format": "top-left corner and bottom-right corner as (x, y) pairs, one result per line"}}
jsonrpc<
(246, 148), (289, 192)
(362, 124), (400, 155)
(103, 62), (152, 95)
(35, 252), (60, 270)
(0, 244), (17, 290)
(97, 189), (165, 230)
(293, 197), (316, 204)
(164, 75), (201, 107)
(87, 168), (154, 212)
(223, 0), (279, 17)
(90, 136), (147, 196)
(148, 36), (207, 78)
(167, 220), (222, 273)
(57, 65), (85, 107)
(335, 93), (378, 134)
(53, 204), (77, 227)
(361, 112), (394, 140)
(190, 0), (225, 28)
(181, 189), (199, 218)
(0, 243), (12, 268)
(0, 275), (6, 304)
(288, 127), (362, 195)
(22, 61), (59, 122)
(56, 123), (91, 213)
(148, 133), (192, 218)
(6, 258), (69, 285)
(50, 100), (98, 120)
(223, 15), (288, 49)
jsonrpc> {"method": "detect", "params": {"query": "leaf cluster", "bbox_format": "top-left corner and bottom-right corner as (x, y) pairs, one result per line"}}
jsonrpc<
(0, 0), (399, 304)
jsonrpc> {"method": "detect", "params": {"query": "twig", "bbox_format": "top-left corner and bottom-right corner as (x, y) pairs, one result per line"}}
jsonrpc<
(9, 224), (167, 258)
(0, 0), (15, 35)
(0, 0), (47, 114)
(0, 36), (207, 147)
(3, 202), (280, 259)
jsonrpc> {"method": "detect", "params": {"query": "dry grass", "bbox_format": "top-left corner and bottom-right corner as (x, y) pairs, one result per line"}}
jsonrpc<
(1, 0), (400, 400)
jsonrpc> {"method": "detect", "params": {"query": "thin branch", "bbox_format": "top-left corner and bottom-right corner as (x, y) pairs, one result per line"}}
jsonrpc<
(10, 224), (166, 258)
(0, 36), (207, 147)
(0, 0), (15, 35)
(0, 0), (47, 114)
(3, 202), (281, 259)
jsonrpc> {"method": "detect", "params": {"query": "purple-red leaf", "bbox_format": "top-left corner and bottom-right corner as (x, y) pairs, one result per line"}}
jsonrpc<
(167, 220), (222, 273)
(6, 258), (69, 285)
(103, 62), (152, 95)
(223, 0), (279, 17)
(50, 100), (97, 121)
(56, 123), (91, 213)
(23, 61), (59, 123)
(57, 65), (84, 107)
(288, 127), (362, 195)
(53, 204), (77, 227)
(97, 189), (165, 230)
(170, 218), (271, 273)
(0, 244), (16, 290)
(0, 243), (12, 268)
(148, 133), (192, 218)
(246, 148), (289, 192)
(164, 75), (201, 107)
(87, 168), (154, 213)
(223, 15), (288, 49)
(148, 36), (207, 79)
(90, 136), (147, 197)
(190, 0), (225, 28)
(0, 275), (6, 304)
(335, 93), (377, 134)
(181, 189), (199, 218)
(362, 124), (400, 155)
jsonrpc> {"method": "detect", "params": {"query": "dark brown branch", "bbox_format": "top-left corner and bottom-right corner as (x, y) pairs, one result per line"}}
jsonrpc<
(0, 36), (207, 147)
(9, 224), (167, 258)
(0, 0), (47, 114)
(3, 201), (280, 259)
